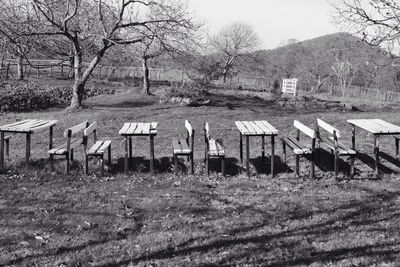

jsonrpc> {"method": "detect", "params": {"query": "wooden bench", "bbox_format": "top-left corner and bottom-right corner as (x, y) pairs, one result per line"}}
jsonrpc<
(204, 123), (225, 176)
(316, 119), (356, 177)
(281, 120), (316, 178)
(172, 120), (194, 174)
(83, 122), (112, 176)
(48, 121), (89, 173)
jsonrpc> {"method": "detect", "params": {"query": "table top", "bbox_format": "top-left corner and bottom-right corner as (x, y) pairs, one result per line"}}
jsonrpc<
(119, 122), (158, 136)
(235, 120), (278, 136)
(347, 119), (400, 134)
(0, 119), (57, 133)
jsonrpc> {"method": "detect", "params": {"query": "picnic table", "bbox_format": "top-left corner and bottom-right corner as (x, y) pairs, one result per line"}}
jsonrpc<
(0, 119), (58, 169)
(119, 122), (158, 174)
(235, 120), (279, 177)
(347, 119), (400, 177)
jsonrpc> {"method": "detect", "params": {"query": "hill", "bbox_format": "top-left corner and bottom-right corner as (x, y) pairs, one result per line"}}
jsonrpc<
(237, 32), (399, 91)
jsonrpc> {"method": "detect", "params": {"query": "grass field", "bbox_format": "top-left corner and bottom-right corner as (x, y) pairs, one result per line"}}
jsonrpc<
(1, 84), (400, 266)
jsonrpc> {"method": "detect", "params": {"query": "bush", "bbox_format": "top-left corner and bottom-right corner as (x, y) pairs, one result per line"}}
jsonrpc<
(0, 82), (115, 112)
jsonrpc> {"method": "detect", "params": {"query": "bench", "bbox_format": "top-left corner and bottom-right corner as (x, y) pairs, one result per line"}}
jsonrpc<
(48, 121), (89, 173)
(281, 120), (316, 178)
(204, 122), (225, 176)
(316, 119), (356, 177)
(83, 122), (112, 176)
(172, 120), (194, 175)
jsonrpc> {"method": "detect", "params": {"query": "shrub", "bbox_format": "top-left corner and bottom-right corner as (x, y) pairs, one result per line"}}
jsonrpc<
(0, 82), (115, 112)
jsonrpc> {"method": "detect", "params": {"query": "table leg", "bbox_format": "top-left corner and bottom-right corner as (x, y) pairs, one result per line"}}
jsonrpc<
(150, 135), (154, 173)
(0, 131), (4, 169)
(26, 133), (31, 169)
(124, 136), (129, 174)
(374, 135), (380, 178)
(240, 133), (243, 165)
(129, 137), (132, 159)
(271, 135), (275, 177)
(246, 136), (250, 177)
(261, 136), (265, 163)
(49, 125), (54, 150)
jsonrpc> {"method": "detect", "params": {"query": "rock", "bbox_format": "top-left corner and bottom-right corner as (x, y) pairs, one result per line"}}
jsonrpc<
(181, 98), (192, 104)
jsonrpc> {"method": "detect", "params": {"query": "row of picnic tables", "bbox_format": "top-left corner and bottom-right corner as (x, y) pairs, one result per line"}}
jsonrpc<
(1, 118), (400, 177)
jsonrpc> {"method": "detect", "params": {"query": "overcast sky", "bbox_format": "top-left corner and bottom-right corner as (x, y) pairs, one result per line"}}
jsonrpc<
(188, 0), (340, 49)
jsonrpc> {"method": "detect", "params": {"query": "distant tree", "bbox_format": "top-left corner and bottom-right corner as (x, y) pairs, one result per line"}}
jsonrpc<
(268, 42), (305, 78)
(0, 0), (36, 80)
(211, 22), (259, 83)
(22, 0), (197, 110)
(331, 58), (357, 95)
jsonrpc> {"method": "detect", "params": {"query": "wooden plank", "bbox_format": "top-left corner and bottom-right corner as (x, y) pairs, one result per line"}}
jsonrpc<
(0, 119), (31, 130)
(371, 119), (400, 134)
(216, 140), (225, 155)
(294, 120), (316, 138)
(282, 136), (308, 154)
(258, 120), (278, 134)
(235, 121), (249, 135)
(320, 136), (355, 155)
(30, 120), (57, 132)
(209, 139), (218, 155)
(242, 121), (257, 134)
(119, 123), (131, 135)
(134, 122), (145, 134)
(48, 138), (81, 155)
(97, 140), (112, 154)
(248, 121), (264, 135)
(172, 138), (182, 153)
(204, 122), (210, 139)
(87, 140), (103, 155)
(179, 138), (190, 153)
(347, 119), (382, 134)
(64, 121), (88, 137)
(15, 119), (43, 131)
(317, 119), (341, 138)
(185, 120), (193, 136)
(150, 122), (158, 134)
(254, 121), (271, 134)
(126, 123), (138, 134)
(141, 123), (151, 135)
(84, 122), (97, 136)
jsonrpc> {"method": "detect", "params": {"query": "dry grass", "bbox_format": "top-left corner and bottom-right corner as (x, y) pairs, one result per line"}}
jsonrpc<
(1, 85), (400, 266)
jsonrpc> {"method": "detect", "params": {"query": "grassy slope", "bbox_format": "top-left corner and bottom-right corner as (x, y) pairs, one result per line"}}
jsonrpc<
(1, 87), (400, 266)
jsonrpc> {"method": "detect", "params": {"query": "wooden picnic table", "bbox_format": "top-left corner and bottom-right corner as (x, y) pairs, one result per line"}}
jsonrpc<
(0, 119), (58, 169)
(235, 120), (279, 177)
(119, 122), (158, 174)
(347, 119), (400, 177)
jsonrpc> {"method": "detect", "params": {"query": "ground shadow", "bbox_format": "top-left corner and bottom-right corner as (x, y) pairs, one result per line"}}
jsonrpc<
(206, 157), (241, 176)
(379, 152), (400, 169)
(86, 99), (156, 109)
(356, 152), (396, 175)
(312, 148), (353, 176)
(113, 156), (172, 174)
(250, 155), (288, 175)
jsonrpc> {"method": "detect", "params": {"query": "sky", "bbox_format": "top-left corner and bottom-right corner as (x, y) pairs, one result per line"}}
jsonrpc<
(188, 0), (340, 50)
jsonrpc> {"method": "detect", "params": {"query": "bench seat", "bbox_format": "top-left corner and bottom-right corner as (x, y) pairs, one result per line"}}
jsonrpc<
(208, 138), (225, 157)
(87, 140), (112, 156)
(319, 136), (356, 155)
(281, 136), (311, 155)
(172, 138), (191, 155)
(48, 138), (82, 155)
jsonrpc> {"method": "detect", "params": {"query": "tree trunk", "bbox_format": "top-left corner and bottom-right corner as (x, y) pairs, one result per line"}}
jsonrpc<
(142, 57), (150, 95)
(17, 54), (24, 80)
(70, 51), (83, 109)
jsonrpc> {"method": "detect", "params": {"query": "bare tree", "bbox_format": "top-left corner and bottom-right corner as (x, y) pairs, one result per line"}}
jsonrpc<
(211, 22), (259, 83)
(21, 0), (196, 109)
(0, 0), (36, 80)
(331, 58), (357, 96)
(331, 0), (400, 54)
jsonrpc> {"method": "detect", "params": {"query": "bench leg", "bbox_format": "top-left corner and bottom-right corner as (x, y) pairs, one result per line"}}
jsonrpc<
(282, 141), (286, 163)
(84, 153), (89, 175)
(271, 135), (275, 178)
(66, 154), (70, 174)
(124, 137), (129, 174)
(190, 152), (194, 174)
(150, 136), (154, 173)
(396, 138), (399, 160)
(206, 154), (209, 176)
(174, 154), (178, 175)
(0, 131), (4, 169)
(5, 139), (9, 159)
(100, 155), (104, 177)
(70, 149), (74, 161)
(246, 135), (250, 177)
(261, 136), (265, 163)
(310, 152), (315, 179)
(374, 135), (380, 178)
(108, 144), (112, 164)
(295, 155), (300, 177)
(350, 156), (355, 178)
(221, 156), (225, 177)
(50, 154), (54, 172)
(240, 133), (243, 165)
(334, 150), (338, 178)
(25, 133), (31, 169)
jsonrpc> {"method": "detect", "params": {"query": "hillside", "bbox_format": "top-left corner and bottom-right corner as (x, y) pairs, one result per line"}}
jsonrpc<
(237, 32), (399, 91)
